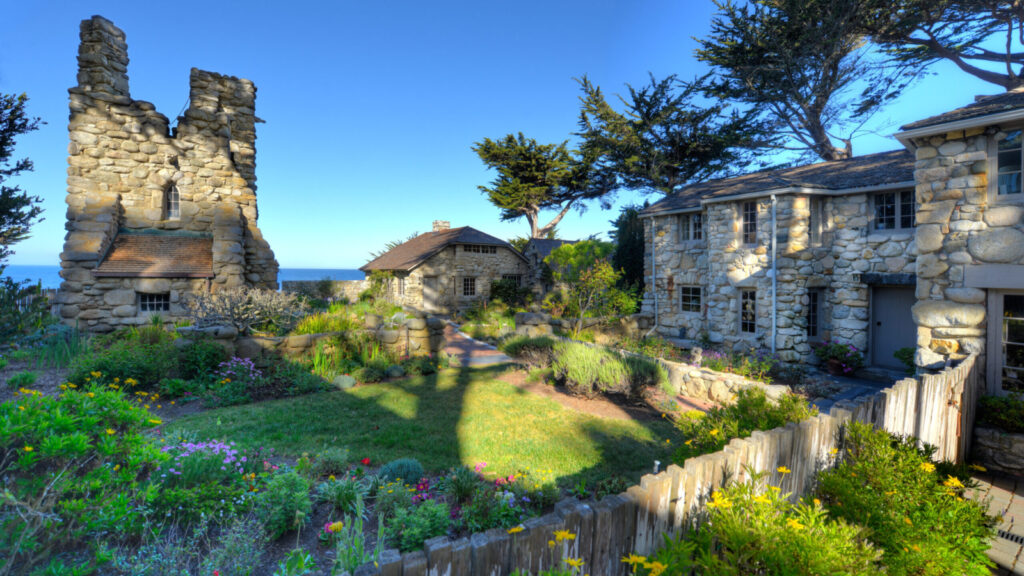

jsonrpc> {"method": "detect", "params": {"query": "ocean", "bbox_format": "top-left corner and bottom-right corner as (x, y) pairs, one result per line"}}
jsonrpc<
(1, 265), (364, 290)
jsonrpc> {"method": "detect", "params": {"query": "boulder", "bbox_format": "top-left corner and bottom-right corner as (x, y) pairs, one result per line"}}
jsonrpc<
(912, 300), (985, 328)
(968, 228), (1024, 263)
(333, 375), (356, 389)
(386, 365), (406, 379)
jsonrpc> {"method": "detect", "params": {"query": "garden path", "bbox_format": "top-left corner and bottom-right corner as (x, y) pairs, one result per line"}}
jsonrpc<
(810, 375), (890, 413)
(442, 323), (513, 366)
(968, 473), (1024, 574)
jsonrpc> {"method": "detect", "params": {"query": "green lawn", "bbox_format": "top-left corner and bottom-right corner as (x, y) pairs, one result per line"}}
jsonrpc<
(167, 366), (676, 486)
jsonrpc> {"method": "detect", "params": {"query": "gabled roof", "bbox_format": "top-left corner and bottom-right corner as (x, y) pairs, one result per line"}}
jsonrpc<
(641, 149), (914, 217)
(524, 238), (575, 261)
(360, 226), (525, 272)
(900, 88), (1024, 133)
(93, 231), (214, 278)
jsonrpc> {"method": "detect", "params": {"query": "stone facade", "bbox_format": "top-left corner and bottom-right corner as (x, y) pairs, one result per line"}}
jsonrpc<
(57, 16), (277, 331)
(644, 190), (916, 364)
(972, 427), (1024, 475)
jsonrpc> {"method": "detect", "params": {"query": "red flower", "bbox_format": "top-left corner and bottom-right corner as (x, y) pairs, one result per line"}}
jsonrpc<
(361, 458), (371, 466)
(214, 571), (220, 576)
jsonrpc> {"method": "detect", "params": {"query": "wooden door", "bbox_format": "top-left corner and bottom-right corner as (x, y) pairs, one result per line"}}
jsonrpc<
(871, 287), (916, 368)
(422, 276), (439, 312)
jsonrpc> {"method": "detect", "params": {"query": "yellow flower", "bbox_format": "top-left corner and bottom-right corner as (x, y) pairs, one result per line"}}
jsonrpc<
(113, 464), (120, 471)
(709, 428), (720, 436)
(106, 428), (116, 435)
(23, 446), (33, 452)
(621, 554), (647, 566)
(777, 466), (791, 475)
(328, 475), (336, 481)
(665, 439), (670, 444)
(943, 475), (965, 489)
(553, 529), (576, 542)
(753, 494), (770, 505)
(911, 544), (921, 552)
(813, 498), (821, 507)
(684, 439), (693, 446)
(90, 371), (102, 378)
(968, 463), (987, 472)
(148, 419), (162, 425)
(87, 392), (95, 398)
(707, 490), (732, 509)
(113, 377), (120, 383)
(328, 521), (344, 533)
(548, 540), (556, 548)
(644, 561), (668, 576)
(18, 406), (25, 411)
(919, 462), (935, 473)
(564, 558), (584, 568)
(786, 518), (804, 530)
(828, 447), (839, 456)
(903, 516), (913, 526)
(507, 525), (524, 534)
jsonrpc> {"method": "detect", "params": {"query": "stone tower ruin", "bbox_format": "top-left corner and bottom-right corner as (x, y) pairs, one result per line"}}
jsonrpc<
(57, 15), (278, 331)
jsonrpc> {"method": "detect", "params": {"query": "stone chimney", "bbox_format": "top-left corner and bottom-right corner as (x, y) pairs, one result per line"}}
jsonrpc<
(433, 220), (450, 232)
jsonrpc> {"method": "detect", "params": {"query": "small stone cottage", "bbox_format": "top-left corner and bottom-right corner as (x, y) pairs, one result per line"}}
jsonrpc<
(361, 221), (529, 313)
(56, 16), (278, 332)
(642, 88), (1024, 396)
(521, 238), (576, 294)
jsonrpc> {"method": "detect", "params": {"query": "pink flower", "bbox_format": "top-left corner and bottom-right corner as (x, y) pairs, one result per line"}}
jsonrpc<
(474, 462), (487, 473)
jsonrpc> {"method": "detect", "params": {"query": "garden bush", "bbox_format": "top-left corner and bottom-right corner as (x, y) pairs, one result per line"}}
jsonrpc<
(256, 470), (313, 539)
(401, 354), (438, 376)
(812, 340), (865, 374)
(150, 439), (264, 522)
(0, 386), (165, 574)
(622, 355), (669, 396)
(976, 393), (1024, 433)
(551, 341), (628, 397)
(459, 485), (524, 534)
(374, 479), (415, 519)
(5, 369), (36, 388)
(379, 457), (424, 483)
(385, 499), (451, 552)
(316, 476), (368, 517)
(672, 388), (815, 464)
(313, 446), (350, 477)
(68, 337), (178, 389)
(185, 287), (308, 336)
(178, 339), (228, 380)
(352, 361), (387, 384)
(699, 347), (778, 383)
(113, 515), (268, 576)
(817, 422), (996, 575)
(500, 335), (556, 368)
(645, 475), (883, 574)
(440, 465), (485, 504)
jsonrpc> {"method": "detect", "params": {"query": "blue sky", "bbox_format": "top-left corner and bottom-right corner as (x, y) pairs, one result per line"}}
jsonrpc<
(0, 1), (1006, 268)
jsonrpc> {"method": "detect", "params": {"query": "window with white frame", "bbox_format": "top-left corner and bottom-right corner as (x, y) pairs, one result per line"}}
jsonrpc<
(873, 191), (915, 230)
(397, 277), (406, 297)
(1002, 294), (1024, 392)
(139, 292), (170, 313)
(742, 202), (757, 244)
(677, 213), (703, 242)
(740, 290), (757, 334)
(462, 277), (476, 296)
(165, 186), (180, 220)
(680, 286), (701, 313)
(997, 130), (1024, 199)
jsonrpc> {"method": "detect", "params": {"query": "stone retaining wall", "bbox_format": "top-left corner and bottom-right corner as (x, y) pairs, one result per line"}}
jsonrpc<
(972, 427), (1024, 475)
(659, 357), (790, 404)
(349, 355), (978, 576)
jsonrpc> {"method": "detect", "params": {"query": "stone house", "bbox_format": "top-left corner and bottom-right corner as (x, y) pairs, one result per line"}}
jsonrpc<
(642, 89), (1024, 396)
(361, 221), (529, 313)
(521, 238), (576, 294)
(56, 16), (278, 332)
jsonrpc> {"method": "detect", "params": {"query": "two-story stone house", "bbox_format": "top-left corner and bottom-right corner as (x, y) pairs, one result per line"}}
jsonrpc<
(642, 90), (1024, 396)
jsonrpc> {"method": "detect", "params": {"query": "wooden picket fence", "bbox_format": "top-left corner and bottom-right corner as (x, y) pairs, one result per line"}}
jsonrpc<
(356, 355), (979, 576)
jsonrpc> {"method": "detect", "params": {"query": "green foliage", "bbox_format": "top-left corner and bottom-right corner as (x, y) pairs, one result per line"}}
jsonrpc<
(0, 278), (50, 340)
(316, 476), (368, 518)
(699, 348), (778, 383)
(0, 356), (7, 370)
(352, 361), (387, 384)
(672, 388), (815, 463)
(256, 471), (312, 540)
(313, 446), (350, 477)
(379, 457), (424, 483)
(273, 548), (317, 576)
(177, 339), (228, 381)
(459, 485), (523, 534)
(550, 341), (666, 398)
(500, 335), (556, 368)
(20, 323), (89, 369)
(5, 369), (36, 389)
(0, 386), (165, 574)
(818, 422), (996, 575)
(609, 203), (646, 297)
(977, 393), (1024, 433)
(544, 241), (635, 335)
(619, 335), (685, 362)
(157, 378), (202, 399)
(473, 132), (610, 238)
(68, 337), (178, 390)
(894, 346), (916, 374)
(113, 515), (268, 576)
(813, 340), (865, 374)
(0, 91), (43, 265)
(330, 509), (385, 575)
(292, 310), (360, 336)
(544, 240), (614, 283)
(400, 355), (438, 376)
(385, 499), (451, 552)
(490, 278), (531, 308)
(185, 287), (308, 336)
(648, 474), (883, 574)
(440, 465), (485, 505)
(373, 479), (415, 520)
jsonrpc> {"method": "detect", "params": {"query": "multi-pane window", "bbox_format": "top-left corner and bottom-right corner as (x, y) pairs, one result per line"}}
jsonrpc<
(165, 186), (180, 220)
(873, 191), (915, 230)
(677, 213), (704, 242)
(740, 290), (757, 334)
(998, 130), (1024, 197)
(397, 277), (406, 297)
(807, 289), (822, 340)
(680, 286), (701, 313)
(808, 197), (823, 245)
(462, 277), (476, 296)
(1002, 294), (1024, 392)
(139, 292), (170, 313)
(463, 245), (497, 254)
(502, 274), (523, 287)
(742, 202), (757, 244)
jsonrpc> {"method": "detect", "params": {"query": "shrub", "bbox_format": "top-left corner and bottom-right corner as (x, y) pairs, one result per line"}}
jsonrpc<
(379, 457), (424, 483)
(185, 287), (308, 336)
(401, 355), (438, 376)
(813, 340), (865, 374)
(894, 346), (916, 374)
(353, 361), (387, 384)
(374, 479), (415, 519)
(157, 377), (203, 399)
(490, 278), (531, 308)
(68, 338), (178, 390)
(204, 356), (265, 406)
(0, 386), (165, 574)
(114, 515), (268, 576)
(178, 339), (228, 380)
(5, 369), (36, 388)
(316, 476), (368, 517)
(500, 336), (556, 368)
(551, 342), (628, 397)
(330, 509), (385, 575)
(459, 485), (524, 534)
(313, 446), (350, 477)
(622, 355), (669, 396)
(817, 422), (996, 575)
(256, 470), (313, 540)
(150, 439), (263, 521)
(0, 277), (51, 341)
(291, 311), (359, 335)
(672, 388), (815, 464)
(699, 347), (778, 383)
(441, 465), (485, 504)
(385, 499), (451, 552)
(976, 393), (1024, 433)
(646, 475), (883, 574)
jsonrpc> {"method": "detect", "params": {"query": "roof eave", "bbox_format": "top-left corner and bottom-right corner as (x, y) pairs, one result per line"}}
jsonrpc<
(896, 108), (1024, 147)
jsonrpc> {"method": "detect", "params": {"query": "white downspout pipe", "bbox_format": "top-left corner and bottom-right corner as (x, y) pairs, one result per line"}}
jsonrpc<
(646, 217), (659, 338)
(770, 194), (778, 354)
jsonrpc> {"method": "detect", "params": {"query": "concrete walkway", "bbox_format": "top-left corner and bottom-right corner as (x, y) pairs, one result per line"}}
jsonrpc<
(810, 374), (891, 413)
(442, 323), (513, 367)
(967, 473), (1024, 574)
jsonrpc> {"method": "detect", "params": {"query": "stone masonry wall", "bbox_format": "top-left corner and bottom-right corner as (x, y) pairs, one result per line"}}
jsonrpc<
(57, 16), (278, 331)
(386, 246), (528, 313)
(910, 128), (1024, 371)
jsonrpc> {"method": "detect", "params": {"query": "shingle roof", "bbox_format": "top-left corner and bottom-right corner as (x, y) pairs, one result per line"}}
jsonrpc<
(641, 149), (914, 217)
(361, 226), (524, 272)
(93, 232), (214, 278)
(524, 238), (575, 261)
(900, 88), (1024, 132)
